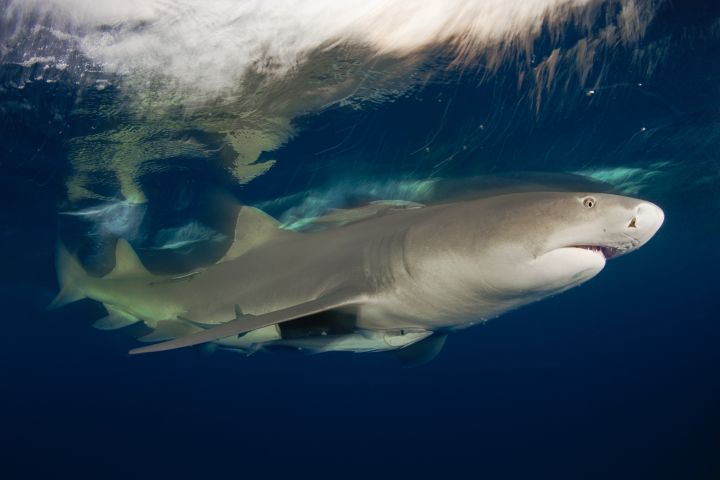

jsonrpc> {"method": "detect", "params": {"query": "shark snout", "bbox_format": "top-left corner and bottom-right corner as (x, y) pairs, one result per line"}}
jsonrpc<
(627, 202), (664, 247)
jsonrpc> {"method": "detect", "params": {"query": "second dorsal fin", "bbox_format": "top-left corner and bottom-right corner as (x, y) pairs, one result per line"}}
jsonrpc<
(218, 206), (286, 262)
(104, 239), (152, 279)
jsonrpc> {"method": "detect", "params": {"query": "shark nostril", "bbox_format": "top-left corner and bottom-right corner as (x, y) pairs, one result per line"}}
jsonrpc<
(628, 217), (637, 228)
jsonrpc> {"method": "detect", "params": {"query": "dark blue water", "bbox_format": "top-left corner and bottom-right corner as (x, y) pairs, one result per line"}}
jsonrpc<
(1, 1), (719, 478)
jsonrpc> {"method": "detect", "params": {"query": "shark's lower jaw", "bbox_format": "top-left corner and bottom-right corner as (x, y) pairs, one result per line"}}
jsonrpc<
(571, 245), (624, 260)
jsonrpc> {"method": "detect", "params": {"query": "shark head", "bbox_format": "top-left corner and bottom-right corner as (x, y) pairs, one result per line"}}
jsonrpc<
(466, 191), (664, 299)
(395, 190), (663, 315)
(539, 192), (664, 261)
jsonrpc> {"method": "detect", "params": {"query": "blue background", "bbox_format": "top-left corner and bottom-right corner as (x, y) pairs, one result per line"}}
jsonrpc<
(1, 0), (719, 478)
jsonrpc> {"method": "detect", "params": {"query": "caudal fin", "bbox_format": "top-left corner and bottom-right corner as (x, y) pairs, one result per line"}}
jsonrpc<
(46, 242), (88, 310)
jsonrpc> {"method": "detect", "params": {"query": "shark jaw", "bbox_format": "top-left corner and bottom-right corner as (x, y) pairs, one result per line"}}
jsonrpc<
(532, 245), (640, 291)
(554, 242), (635, 264)
(570, 245), (624, 260)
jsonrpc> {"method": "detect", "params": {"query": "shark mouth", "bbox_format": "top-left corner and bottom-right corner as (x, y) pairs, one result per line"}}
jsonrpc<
(571, 245), (624, 260)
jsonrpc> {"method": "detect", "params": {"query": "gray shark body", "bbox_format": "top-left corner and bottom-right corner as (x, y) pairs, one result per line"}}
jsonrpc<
(50, 191), (664, 361)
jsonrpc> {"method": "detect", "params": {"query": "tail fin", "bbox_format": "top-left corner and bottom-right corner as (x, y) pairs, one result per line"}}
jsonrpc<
(46, 242), (88, 310)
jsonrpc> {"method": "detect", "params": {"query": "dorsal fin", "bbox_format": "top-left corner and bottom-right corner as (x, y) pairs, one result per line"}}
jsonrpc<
(218, 206), (285, 262)
(105, 239), (151, 278)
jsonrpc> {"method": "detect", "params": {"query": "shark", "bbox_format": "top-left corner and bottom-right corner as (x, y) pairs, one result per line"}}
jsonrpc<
(48, 191), (664, 363)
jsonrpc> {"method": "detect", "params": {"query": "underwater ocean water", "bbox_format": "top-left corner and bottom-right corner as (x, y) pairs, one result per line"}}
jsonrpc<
(1, 0), (719, 478)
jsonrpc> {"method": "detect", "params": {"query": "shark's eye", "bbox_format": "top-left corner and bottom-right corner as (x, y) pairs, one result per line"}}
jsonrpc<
(583, 197), (596, 208)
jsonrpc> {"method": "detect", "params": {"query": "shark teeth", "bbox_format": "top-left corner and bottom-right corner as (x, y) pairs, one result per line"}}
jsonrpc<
(572, 245), (623, 260)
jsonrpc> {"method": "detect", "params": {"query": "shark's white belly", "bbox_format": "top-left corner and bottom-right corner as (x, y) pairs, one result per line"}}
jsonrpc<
(355, 290), (511, 331)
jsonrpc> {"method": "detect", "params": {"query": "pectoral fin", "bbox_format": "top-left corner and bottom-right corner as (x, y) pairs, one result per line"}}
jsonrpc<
(129, 289), (363, 355)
